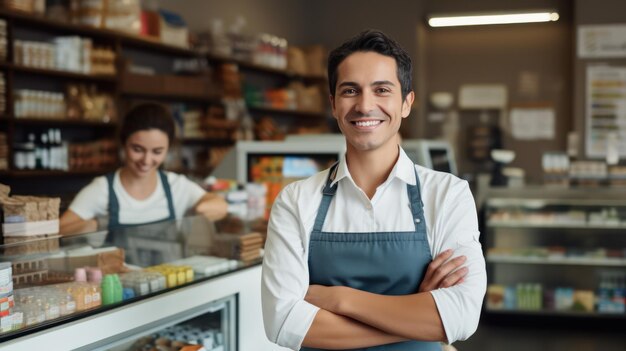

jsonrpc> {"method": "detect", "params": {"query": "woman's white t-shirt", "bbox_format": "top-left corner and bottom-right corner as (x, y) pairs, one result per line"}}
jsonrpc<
(69, 170), (206, 225)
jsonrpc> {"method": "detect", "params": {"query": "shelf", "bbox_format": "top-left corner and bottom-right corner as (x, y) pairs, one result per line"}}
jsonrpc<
(0, 8), (198, 56)
(484, 308), (626, 319)
(487, 255), (626, 267)
(117, 34), (199, 57)
(488, 198), (626, 207)
(120, 73), (221, 103)
(3, 169), (116, 177)
(1, 62), (117, 82)
(484, 186), (626, 205)
(120, 91), (220, 103)
(487, 220), (626, 229)
(248, 105), (326, 118)
(206, 53), (326, 81)
(180, 137), (235, 146)
(12, 117), (117, 128)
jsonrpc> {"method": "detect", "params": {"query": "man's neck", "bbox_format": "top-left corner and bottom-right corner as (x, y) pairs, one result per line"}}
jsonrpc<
(345, 143), (400, 199)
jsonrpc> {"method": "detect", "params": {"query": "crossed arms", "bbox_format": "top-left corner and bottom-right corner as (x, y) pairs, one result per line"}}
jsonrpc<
(301, 250), (467, 349)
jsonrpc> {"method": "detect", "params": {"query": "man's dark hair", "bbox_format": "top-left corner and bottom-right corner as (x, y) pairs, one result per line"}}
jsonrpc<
(120, 103), (176, 145)
(327, 29), (413, 100)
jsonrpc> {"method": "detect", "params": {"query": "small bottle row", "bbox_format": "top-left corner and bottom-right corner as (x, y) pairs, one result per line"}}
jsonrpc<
(12, 131), (117, 171)
(10, 281), (102, 332)
(14, 38), (116, 75)
(14, 85), (116, 122)
(0, 264), (196, 334)
(13, 129), (66, 171)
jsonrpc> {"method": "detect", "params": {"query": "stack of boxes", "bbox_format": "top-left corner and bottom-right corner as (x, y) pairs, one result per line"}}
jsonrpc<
(0, 184), (60, 255)
(210, 231), (264, 262)
(70, 0), (141, 35)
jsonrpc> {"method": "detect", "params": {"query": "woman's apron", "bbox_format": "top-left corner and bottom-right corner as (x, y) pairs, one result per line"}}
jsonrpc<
(303, 164), (441, 351)
(105, 170), (177, 266)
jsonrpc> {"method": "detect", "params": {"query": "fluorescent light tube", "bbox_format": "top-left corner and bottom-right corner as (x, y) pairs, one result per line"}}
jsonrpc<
(428, 11), (559, 27)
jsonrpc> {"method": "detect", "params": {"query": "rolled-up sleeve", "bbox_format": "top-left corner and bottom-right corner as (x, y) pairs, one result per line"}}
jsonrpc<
(261, 184), (320, 350)
(429, 181), (487, 343)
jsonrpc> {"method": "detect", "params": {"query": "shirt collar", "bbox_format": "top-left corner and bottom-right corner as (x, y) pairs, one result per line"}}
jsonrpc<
(330, 146), (416, 187)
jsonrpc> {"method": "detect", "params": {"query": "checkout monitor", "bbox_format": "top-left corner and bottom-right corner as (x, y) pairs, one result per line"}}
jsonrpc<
(402, 139), (458, 175)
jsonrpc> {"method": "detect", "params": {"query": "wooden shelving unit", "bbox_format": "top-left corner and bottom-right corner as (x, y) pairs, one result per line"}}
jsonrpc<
(0, 8), (196, 56)
(248, 105), (326, 118)
(119, 90), (221, 103)
(0, 7), (328, 192)
(207, 53), (326, 82)
(1, 62), (117, 82)
(12, 117), (117, 128)
(5, 168), (116, 177)
(180, 137), (235, 146)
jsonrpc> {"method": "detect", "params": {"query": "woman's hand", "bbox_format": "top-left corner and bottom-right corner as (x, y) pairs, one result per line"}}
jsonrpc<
(419, 249), (468, 292)
(195, 193), (228, 221)
(59, 210), (98, 236)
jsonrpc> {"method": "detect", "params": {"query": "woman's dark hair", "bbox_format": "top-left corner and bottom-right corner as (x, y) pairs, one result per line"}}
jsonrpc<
(120, 103), (176, 145)
(327, 29), (413, 100)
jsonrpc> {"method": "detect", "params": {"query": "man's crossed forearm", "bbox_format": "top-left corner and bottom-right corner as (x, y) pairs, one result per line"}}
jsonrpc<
(301, 250), (467, 349)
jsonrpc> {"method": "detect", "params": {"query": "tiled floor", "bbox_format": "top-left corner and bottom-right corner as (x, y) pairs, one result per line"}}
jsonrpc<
(454, 322), (626, 351)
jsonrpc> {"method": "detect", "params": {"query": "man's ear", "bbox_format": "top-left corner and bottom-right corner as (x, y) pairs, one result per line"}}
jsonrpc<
(401, 91), (415, 118)
(330, 94), (337, 119)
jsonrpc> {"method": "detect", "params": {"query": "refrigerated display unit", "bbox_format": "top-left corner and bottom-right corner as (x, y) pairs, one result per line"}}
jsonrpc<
(0, 216), (278, 351)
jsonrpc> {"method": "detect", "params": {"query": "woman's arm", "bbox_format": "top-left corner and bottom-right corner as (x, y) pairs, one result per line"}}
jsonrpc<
(194, 192), (228, 221)
(60, 210), (98, 236)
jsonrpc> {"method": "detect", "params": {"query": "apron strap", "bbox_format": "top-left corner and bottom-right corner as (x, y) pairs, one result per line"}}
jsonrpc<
(407, 166), (425, 232)
(313, 163), (426, 234)
(312, 162), (339, 233)
(106, 171), (120, 229)
(158, 169), (177, 220)
(107, 170), (177, 231)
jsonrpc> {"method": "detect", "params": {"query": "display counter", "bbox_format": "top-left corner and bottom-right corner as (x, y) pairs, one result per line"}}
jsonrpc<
(481, 186), (626, 325)
(0, 216), (282, 351)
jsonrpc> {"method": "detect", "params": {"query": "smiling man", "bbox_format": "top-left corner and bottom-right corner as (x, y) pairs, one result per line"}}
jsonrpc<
(261, 30), (486, 351)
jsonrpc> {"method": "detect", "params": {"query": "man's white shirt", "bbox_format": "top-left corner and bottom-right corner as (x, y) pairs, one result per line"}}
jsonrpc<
(261, 147), (487, 350)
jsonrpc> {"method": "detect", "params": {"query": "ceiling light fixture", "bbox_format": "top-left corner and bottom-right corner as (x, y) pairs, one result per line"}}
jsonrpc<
(428, 11), (560, 27)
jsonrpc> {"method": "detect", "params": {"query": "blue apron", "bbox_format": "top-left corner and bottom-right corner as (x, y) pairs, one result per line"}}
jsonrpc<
(105, 169), (176, 231)
(105, 170), (178, 266)
(303, 164), (441, 351)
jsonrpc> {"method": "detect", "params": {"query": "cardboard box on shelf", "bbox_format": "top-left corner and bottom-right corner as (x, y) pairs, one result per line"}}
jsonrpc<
(46, 247), (126, 275)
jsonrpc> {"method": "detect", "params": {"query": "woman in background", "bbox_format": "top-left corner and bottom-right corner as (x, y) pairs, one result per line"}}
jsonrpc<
(60, 103), (228, 235)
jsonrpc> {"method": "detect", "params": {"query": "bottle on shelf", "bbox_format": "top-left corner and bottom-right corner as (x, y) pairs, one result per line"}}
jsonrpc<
(40, 133), (49, 170)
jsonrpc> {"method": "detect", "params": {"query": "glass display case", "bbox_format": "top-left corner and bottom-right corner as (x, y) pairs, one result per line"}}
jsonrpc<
(482, 186), (626, 324)
(0, 215), (265, 351)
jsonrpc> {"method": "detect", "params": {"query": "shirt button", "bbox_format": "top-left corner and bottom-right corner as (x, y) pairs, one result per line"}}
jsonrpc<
(415, 218), (421, 223)
(366, 204), (373, 210)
